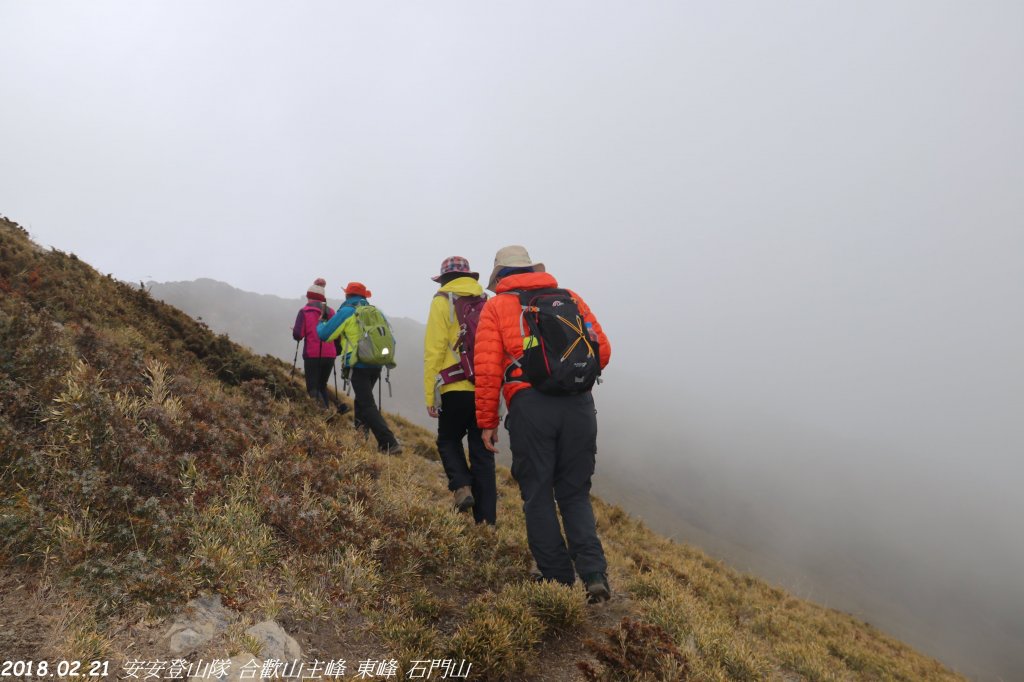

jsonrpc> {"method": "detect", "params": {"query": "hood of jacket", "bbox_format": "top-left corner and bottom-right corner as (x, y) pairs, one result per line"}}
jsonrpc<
(342, 295), (369, 308)
(494, 271), (558, 294)
(438, 276), (485, 298)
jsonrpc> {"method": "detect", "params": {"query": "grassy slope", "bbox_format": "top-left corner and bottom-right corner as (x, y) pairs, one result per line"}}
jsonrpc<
(0, 218), (965, 681)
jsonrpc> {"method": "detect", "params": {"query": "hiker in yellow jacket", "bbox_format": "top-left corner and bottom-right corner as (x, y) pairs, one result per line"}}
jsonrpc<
(423, 257), (496, 524)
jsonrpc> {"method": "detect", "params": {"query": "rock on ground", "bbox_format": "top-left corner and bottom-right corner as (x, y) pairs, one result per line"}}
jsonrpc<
(164, 594), (234, 656)
(246, 620), (303, 660)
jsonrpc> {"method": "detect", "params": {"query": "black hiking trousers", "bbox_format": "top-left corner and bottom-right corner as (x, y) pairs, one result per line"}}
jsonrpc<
(506, 388), (607, 585)
(303, 357), (334, 408)
(437, 390), (497, 525)
(349, 366), (399, 451)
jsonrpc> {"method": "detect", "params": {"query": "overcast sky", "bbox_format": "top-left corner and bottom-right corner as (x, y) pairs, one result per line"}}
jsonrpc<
(3, 2), (1023, 677)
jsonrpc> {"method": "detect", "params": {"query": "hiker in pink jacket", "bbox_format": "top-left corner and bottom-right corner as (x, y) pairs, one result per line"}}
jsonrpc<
(292, 278), (339, 408)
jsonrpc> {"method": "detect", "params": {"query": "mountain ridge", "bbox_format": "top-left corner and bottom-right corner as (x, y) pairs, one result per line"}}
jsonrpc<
(0, 216), (965, 680)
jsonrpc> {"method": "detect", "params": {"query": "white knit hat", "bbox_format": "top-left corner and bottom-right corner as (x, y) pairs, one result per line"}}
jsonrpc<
(306, 278), (327, 303)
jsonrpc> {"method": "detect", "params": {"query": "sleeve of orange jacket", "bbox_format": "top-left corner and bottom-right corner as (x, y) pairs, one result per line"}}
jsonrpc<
(473, 296), (505, 429)
(571, 290), (612, 369)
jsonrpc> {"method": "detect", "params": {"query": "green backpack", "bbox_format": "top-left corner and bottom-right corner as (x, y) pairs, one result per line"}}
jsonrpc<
(343, 304), (397, 368)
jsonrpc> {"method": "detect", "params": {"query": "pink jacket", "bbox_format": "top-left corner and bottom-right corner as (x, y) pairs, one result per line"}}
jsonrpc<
(293, 305), (339, 359)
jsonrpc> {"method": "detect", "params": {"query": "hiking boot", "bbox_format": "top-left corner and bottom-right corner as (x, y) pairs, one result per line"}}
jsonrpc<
(379, 442), (403, 455)
(453, 486), (474, 512)
(325, 402), (349, 423)
(528, 561), (544, 583)
(583, 573), (611, 604)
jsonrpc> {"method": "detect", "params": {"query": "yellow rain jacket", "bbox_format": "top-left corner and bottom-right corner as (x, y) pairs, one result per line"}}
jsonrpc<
(423, 276), (485, 407)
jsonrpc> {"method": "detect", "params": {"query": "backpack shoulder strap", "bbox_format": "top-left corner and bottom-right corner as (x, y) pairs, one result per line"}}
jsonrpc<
(432, 291), (457, 323)
(507, 287), (564, 305)
(499, 289), (526, 304)
(501, 289), (533, 338)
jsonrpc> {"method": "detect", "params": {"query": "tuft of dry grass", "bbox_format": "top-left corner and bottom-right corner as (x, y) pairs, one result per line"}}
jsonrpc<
(49, 598), (116, 662)
(187, 478), (277, 595)
(579, 617), (689, 681)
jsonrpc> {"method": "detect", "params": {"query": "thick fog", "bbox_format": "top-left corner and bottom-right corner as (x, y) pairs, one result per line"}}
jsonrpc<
(2, 2), (1023, 678)
(592, 220), (1024, 677)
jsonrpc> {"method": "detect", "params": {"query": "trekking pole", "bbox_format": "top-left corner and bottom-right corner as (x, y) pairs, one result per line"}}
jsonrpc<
(291, 338), (299, 377)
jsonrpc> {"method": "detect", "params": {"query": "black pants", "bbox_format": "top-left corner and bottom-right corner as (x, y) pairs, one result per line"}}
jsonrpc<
(349, 366), (398, 451)
(437, 390), (497, 525)
(507, 389), (606, 585)
(303, 357), (335, 408)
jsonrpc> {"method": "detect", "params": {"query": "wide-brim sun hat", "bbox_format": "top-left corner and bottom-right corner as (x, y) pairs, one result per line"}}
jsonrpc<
(487, 245), (544, 291)
(344, 281), (372, 298)
(432, 256), (479, 283)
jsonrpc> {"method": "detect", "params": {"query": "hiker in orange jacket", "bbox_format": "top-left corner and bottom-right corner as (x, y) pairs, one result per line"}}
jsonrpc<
(474, 245), (612, 602)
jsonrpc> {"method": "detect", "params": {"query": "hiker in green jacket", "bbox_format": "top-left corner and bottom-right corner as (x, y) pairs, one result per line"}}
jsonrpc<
(317, 282), (401, 455)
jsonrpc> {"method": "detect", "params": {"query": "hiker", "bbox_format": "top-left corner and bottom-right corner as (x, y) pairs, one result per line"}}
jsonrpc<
(423, 257), (496, 524)
(292, 278), (338, 409)
(474, 245), (612, 602)
(317, 282), (402, 454)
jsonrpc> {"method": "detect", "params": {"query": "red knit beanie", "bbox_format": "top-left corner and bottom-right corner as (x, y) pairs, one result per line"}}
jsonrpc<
(306, 278), (327, 302)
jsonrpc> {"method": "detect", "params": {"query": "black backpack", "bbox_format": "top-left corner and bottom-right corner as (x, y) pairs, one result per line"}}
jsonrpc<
(508, 288), (601, 395)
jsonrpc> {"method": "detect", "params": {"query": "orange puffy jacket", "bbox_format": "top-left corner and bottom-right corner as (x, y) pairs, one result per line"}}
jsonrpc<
(474, 271), (611, 429)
